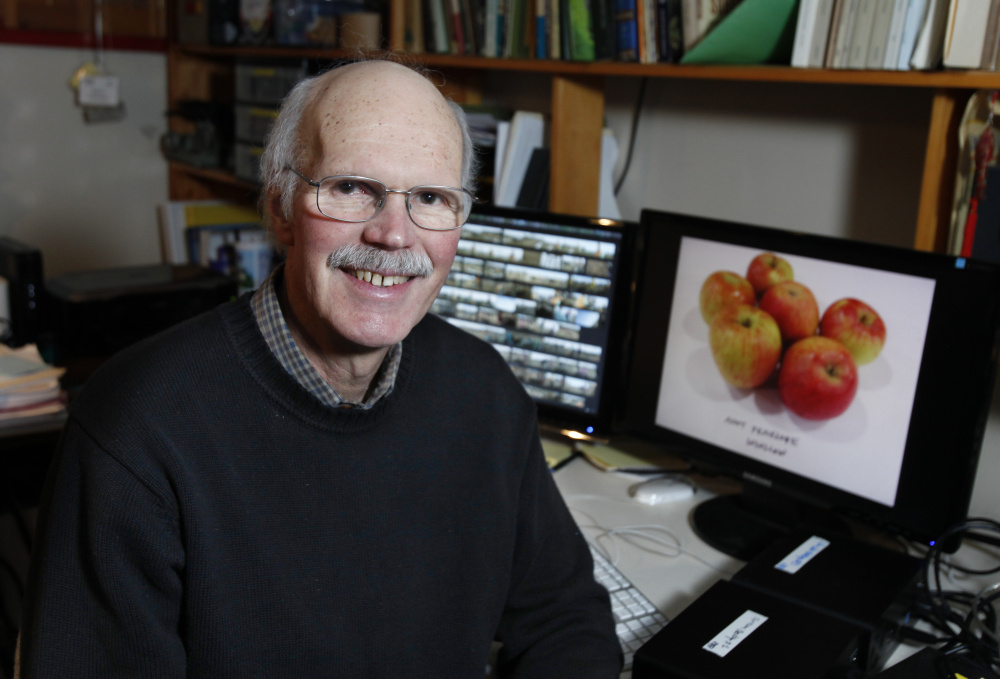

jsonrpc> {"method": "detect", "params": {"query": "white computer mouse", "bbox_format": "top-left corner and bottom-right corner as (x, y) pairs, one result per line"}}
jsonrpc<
(630, 476), (696, 506)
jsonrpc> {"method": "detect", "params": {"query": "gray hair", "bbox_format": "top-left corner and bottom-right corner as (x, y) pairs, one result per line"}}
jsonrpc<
(257, 58), (479, 245)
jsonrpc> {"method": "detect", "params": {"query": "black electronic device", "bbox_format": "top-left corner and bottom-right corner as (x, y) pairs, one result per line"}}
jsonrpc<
(731, 529), (923, 673)
(0, 237), (44, 348)
(624, 210), (1000, 560)
(632, 579), (865, 679)
(45, 263), (237, 367)
(431, 205), (638, 441)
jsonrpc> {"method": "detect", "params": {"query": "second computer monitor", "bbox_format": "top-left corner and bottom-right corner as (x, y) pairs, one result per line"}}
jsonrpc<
(431, 205), (637, 441)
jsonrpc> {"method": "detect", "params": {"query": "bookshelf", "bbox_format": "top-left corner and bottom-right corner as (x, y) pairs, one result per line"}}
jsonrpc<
(166, 9), (1000, 255)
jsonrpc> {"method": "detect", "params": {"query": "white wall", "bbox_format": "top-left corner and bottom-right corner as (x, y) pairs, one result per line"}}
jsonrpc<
(0, 44), (168, 277)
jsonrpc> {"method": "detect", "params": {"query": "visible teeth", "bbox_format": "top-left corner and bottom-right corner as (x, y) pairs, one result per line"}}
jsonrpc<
(352, 270), (410, 287)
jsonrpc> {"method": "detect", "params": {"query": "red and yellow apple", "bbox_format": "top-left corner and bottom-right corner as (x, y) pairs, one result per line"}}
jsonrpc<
(746, 252), (794, 296)
(699, 271), (756, 324)
(778, 336), (859, 420)
(709, 305), (782, 388)
(758, 280), (820, 343)
(820, 298), (886, 366)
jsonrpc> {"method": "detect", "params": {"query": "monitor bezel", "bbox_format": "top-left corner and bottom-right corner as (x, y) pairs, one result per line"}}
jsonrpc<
(450, 204), (640, 441)
(624, 209), (1000, 547)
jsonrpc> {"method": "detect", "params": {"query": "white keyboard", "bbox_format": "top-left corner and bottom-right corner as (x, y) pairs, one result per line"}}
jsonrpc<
(590, 546), (669, 672)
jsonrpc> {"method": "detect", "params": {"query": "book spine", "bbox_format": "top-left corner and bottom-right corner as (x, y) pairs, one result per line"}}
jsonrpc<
(832, 0), (859, 67)
(615, 0), (639, 60)
(483, 0), (498, 54)
(881, 0), (910, 69)
(846, 0), (876, 69)
(590, 0), (616, 60)
(641, 0), (657, 62)
(634, 0), (646, 62)
(895, 0), (926, 68)
(865, 0), (896, 69)
(808, 0), (836, 67)
(567, 0), (595, 60)
(792, 0), (820, 67)
(656, 0), (682, 62)
(536, 0), (547, 57)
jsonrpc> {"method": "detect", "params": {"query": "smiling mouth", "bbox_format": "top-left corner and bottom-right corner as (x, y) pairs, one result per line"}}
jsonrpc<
(351, 269), (413, 287)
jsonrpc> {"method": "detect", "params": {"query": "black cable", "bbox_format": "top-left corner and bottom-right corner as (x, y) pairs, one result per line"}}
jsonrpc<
(614, 78), (648, 196)
(908, 517), (1000, 673)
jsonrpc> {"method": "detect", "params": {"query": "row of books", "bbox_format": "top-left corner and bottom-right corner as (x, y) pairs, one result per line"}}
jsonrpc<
(406, 0), (1000, 70)
(489, 108), (622, 217)
(402, 0), (740, 63)
(792, 0), (1000, 72)
(157, 200), (277, 293)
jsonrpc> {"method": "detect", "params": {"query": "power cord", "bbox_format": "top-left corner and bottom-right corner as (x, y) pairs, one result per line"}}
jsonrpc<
(613, 78), (648, 196)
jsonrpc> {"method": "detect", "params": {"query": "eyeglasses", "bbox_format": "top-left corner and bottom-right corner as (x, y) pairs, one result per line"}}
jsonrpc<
(287, 166), (475, 232)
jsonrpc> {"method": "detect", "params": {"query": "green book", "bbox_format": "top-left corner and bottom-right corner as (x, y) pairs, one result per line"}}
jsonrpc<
(680, 0), (799, 65)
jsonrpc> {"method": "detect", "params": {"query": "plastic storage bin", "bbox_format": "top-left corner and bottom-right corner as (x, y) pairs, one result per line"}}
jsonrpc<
(235, 104), (279, 145)
(235, 61), (307, 104)
(234, 141), (265, 183)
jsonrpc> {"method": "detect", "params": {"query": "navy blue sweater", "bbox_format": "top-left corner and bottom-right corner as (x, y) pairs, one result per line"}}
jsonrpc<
(18, 297), (621, 678)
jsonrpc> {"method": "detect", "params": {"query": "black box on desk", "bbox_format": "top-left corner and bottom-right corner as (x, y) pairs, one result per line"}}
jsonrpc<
(0, 237), (44, 348)
(45, 263), (236, 364)
(633, 579), (865, 679)
(731, 529), (923, 674)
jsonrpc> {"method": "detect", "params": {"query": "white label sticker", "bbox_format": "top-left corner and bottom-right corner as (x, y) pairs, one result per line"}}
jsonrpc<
(78, 75), (120, 107)
(702, 610), (768, 658)
(774, 535), (830, 574)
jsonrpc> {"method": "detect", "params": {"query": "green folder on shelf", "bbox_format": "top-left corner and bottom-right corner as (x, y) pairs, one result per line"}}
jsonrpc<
(680, 0), (799, 65)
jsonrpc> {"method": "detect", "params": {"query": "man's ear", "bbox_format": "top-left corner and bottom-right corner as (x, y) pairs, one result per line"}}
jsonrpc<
(269, 193), (295, 247)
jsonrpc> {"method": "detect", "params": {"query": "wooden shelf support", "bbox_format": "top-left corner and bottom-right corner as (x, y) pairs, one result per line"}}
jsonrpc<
(914, 88), (965, 253)
(549, 74), (605, 216)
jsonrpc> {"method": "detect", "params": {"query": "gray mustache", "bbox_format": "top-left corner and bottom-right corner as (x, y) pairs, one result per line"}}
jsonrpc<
(326, 243), (434, 278)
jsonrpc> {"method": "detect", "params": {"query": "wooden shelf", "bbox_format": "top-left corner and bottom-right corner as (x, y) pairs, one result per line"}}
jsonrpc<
(174, 44), (1000, 89)
(168, 41), (997, 253)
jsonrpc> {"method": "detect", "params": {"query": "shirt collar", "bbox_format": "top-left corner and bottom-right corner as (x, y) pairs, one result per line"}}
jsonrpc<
(251, 263), (402, 410)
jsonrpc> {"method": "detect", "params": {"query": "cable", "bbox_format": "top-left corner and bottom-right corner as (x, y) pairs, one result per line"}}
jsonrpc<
(613, 78), (649, 196)
(565, 494), (737, 578)
(904, 517), (1000, 675)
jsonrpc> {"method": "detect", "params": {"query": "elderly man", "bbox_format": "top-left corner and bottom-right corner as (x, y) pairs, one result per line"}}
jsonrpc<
(17, 58), (621, 678)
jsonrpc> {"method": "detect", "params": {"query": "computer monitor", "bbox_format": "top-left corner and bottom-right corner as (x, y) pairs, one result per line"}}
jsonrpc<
(431, 205), (638, 441)
(624, 209), (1000, 560)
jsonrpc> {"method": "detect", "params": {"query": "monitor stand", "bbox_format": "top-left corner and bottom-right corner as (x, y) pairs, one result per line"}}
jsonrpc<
(692, 482), (850, 561)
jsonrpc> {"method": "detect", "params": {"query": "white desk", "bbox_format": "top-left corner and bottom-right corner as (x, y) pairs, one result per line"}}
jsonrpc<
(552, 452), (742, 623)
(550, 444), (999, 677)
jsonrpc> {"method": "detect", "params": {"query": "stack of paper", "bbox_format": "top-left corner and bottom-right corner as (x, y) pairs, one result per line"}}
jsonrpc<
(0, 344), (67, 426)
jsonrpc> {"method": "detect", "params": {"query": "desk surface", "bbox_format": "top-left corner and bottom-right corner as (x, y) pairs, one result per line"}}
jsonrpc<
(553, 452), (742, 622)
(550, 445), (999, 677)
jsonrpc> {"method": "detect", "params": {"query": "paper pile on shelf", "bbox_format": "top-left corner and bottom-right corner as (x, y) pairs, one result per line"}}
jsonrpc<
(0, 343), (67, 427)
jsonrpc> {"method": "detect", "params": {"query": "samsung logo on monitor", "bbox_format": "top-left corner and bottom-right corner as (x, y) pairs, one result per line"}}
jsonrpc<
(742, 472), (773, 488)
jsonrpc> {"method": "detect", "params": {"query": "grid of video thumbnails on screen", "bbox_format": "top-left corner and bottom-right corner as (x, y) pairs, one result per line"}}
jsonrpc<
(431, 217), (621, 415)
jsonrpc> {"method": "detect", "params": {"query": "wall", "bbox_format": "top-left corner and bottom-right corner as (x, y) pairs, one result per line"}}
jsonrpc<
(0, 44), (168, 278)
(482, 72), (932, 248)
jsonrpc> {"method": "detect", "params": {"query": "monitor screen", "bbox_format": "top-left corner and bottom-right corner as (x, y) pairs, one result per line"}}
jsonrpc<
(624, 210), (1000, 559)
(431, 205), (637, 440)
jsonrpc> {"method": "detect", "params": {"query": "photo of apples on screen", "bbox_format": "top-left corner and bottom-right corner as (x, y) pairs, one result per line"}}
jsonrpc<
(654, 236), (937, 507)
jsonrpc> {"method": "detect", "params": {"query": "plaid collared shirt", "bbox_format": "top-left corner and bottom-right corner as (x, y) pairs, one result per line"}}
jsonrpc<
(250, 264), (402, 410)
